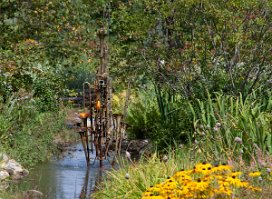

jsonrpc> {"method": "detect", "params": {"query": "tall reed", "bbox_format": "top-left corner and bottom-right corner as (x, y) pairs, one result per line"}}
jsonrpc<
(189, 90), (272, 163)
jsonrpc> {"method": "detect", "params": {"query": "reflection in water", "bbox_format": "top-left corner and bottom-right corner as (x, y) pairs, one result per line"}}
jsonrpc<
(12, 143), (111, 199)
(80, 167), (90, 199)
(79, 166), (103, 199)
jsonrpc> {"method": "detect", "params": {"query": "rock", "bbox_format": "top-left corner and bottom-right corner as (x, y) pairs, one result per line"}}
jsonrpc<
(12, 169), (29, 180)
(127, 139), (150, 152)
(108, 139), (152, 160)
(137, 139), (149, 149)
(1, 159), (29, 180)
(0, 170), (9, 181)
(23, 190), (43, 199)
(139, 142), (153, 157)
(124, 139), (152, 160)
(73, 117), (82, 125)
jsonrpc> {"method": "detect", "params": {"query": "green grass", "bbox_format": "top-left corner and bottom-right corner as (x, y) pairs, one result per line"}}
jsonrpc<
(0, 193), (16, 199)
(189, 91), (272, 162)
(95, 89), (272, 199)
(93, 148), (207, 199)
(0, 97), (76, 167)
(93, 154), (181, 199)
(93, 148), (272, 199)
(0, 99), (77, 198)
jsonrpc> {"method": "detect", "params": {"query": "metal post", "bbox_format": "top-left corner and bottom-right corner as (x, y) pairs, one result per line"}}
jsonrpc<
(76, 27), (114, 166)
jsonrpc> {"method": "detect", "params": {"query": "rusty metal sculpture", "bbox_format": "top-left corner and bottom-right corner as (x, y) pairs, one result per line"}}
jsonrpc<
(76, 28), (115, 166)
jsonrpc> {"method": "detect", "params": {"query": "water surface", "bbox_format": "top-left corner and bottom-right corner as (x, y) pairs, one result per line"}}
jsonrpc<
(13, 143), (111, 199)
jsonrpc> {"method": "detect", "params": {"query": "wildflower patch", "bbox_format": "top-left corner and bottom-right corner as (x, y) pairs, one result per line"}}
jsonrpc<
(142, 162), (261, 199)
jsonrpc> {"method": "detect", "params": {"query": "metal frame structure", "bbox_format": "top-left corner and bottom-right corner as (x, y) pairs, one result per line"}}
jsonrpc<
(76, 28), (115, 166)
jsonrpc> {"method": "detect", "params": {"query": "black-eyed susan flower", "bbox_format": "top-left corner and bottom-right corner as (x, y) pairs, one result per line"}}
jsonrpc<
(141, 162), (261, 199)
(248, 171), (261, 177)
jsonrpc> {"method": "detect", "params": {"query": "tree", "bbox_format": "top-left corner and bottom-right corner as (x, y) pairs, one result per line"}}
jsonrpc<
(108, 0), (272, 97)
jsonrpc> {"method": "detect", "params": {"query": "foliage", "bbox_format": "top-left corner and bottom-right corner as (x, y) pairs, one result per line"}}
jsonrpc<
(0, 0), (99, 111)
(142, 162), (261, 199)
(1, 0), (271, 149)
(109, 0), (272, 97)
(93, 149), (198, 199)
(190, 90), (272, 162)
(93, 150), (272, 199)
(0, 192), (19, 199)
(126, 84), (193, 149)
(112, 90), (128, 115)
(0, 98), (66, 166)
(105, 0), (272, 153)
(126, 86), (160, 139)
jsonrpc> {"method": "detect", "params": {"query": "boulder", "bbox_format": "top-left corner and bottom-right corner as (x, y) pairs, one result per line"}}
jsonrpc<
(0, 170), (9, 181)
(1, 159), (29, 180)
(127, 139), (150, 152)
(122, 139), (152, 160)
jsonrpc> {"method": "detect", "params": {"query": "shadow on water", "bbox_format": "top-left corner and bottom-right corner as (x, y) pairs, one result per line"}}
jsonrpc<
(11, 143), (111, 199)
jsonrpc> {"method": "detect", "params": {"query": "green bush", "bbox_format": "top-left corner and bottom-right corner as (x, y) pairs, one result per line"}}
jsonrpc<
(33, 76), (61, 112)
(126, 85), (193, 150)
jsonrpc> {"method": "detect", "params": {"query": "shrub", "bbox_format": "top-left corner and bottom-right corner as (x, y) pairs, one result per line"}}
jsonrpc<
(126, 85), (193, 149)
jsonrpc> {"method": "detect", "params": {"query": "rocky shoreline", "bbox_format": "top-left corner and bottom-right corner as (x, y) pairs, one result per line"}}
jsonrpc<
(119, 139), (151, 160)
(0, 153), (29, 190)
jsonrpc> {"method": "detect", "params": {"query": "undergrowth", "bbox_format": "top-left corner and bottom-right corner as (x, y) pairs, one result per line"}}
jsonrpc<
(0, 97), (68, 167)
(93, 149), (272, 199)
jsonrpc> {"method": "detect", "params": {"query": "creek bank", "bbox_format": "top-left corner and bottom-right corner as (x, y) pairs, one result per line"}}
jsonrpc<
(117, 139), (152, 160)
(0, 110), (78, 193)
(51, 109), (82, 157)
(0, 153), (29, 190)
(23, 190), (43, 199)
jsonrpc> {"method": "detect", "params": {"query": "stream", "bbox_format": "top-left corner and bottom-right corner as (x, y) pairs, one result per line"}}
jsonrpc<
(11, 143), (112, 199)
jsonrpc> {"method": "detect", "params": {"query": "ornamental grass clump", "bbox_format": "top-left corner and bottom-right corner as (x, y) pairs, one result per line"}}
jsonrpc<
(142, 162), (261, 199)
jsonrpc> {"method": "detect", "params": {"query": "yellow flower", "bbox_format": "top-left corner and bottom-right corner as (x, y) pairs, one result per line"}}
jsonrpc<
(248, 171), (261, 177)
(141, 162), (261, 199)
(230, 171), (242, 177)
(248, 186), (262, 192)
(212, 164), (232, 173)
(194, 162), (213, 174)
(173, 171), (192, 184)
(194, 178), (210, 191)
(214, 185), (232, 196)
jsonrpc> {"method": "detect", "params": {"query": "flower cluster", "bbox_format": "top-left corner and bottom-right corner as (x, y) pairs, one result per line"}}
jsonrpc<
(142, 162), (261, 199)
